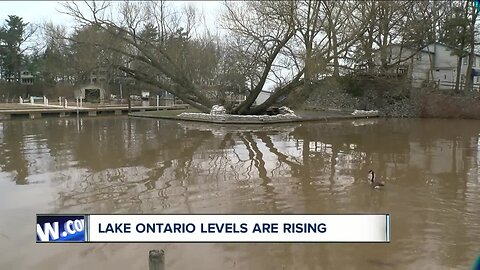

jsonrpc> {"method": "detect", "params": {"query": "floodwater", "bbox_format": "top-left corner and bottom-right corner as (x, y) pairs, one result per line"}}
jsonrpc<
(0, 116), (479, 270)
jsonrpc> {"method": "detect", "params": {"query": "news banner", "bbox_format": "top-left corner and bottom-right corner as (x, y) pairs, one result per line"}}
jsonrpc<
(36, 214), (390, 243)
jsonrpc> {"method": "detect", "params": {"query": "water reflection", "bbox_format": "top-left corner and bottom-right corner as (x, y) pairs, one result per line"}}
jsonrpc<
(0, 117), (479, 269)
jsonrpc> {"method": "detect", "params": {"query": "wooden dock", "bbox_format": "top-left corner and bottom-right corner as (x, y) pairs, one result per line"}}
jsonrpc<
(0, 103), (189, 120)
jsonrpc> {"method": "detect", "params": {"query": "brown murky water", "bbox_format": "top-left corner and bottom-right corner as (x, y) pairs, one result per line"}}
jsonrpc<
(0, 116), (479, 270)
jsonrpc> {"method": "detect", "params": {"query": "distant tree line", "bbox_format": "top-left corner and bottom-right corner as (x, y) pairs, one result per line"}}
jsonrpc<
(0, 1), (478, 111)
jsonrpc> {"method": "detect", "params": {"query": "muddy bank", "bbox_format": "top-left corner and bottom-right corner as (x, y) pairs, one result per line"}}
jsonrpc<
(416, 91), (480, 119)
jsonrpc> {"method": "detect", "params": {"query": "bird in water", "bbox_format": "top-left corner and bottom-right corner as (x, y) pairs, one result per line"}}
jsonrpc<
(368, 170), (384, 189)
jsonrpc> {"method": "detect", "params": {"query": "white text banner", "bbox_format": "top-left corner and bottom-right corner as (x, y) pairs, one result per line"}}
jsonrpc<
(88, 214), (389, 243)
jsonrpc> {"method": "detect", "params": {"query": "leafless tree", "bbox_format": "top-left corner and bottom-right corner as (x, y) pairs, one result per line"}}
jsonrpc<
(61, 1), (217, 112)
(221, 1), (298, 114)
(54, 0), (469, 114)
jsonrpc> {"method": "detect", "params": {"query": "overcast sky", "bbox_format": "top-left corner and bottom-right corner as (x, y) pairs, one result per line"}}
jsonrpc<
(0, 1), (222, 30)
(0, 1), (72, 26)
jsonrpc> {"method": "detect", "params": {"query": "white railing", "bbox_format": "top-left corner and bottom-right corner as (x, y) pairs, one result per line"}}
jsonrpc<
(435, 80), (480, 92)
(26, 96), (46, 105)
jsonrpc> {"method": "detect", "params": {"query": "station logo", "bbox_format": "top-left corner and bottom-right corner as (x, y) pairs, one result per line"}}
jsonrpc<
(36, 215), (86, 242)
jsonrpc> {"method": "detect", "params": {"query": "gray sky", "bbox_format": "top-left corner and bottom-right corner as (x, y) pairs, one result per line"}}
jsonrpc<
(0, 1), (222, 30)
(0, 1), (74, 26)
(0, 1), (283, 91)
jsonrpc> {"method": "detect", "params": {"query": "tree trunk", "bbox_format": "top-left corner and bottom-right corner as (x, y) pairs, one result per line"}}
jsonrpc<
(366, 2), (376, 72)
(379, 8), (390, 71)
(248, 70), (304, 114)
(302, 40), (314, 109)
(366, 29), (375, 71)
(233, 30), (295, 115)
(332, 33), (339, 77)
(305, 40), (313, 83)
(465, 48), (475, 91)
(465, 1), (478, 91)
(454, 55), (463, 93)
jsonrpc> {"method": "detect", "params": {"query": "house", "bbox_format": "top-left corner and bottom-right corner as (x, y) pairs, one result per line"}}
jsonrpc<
(19, 71), (35, 85)
(373, 42), (480, 91)
(4, 70), (35, 85)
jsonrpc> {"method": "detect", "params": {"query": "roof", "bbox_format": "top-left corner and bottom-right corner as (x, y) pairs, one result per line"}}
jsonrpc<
(420, 47), (435, 54)
(387, 43), (434, 54)
(429, 42), (480, 57)
(386, 42), (480, 57)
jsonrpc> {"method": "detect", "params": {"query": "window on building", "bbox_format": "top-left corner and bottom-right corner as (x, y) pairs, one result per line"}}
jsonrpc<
(444, 74), (447, 80)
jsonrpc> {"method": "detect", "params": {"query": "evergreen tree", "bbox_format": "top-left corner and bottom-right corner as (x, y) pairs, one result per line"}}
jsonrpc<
(0, 15), (28, 83)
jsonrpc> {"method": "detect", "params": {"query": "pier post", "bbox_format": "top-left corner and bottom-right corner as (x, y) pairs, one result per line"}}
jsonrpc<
(19, 97), (23, 104)
(29, 113), (41, 119)
(156, 95), (159, 111)
(59, 97), (62, 105)
(76, 98), (79, 117)
(64, 99), (68, 108)
(80, 98), (83, 108)
(30, 96), (34, 104)
(148, 250), (165, 270)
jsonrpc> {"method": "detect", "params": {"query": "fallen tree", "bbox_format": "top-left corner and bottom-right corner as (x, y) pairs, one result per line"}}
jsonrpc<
(58, 1), (369, 114)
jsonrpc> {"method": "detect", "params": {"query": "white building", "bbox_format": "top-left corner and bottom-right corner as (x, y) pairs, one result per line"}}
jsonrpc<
(5, 70), (35, 85)
(374, 42), (480, 91)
